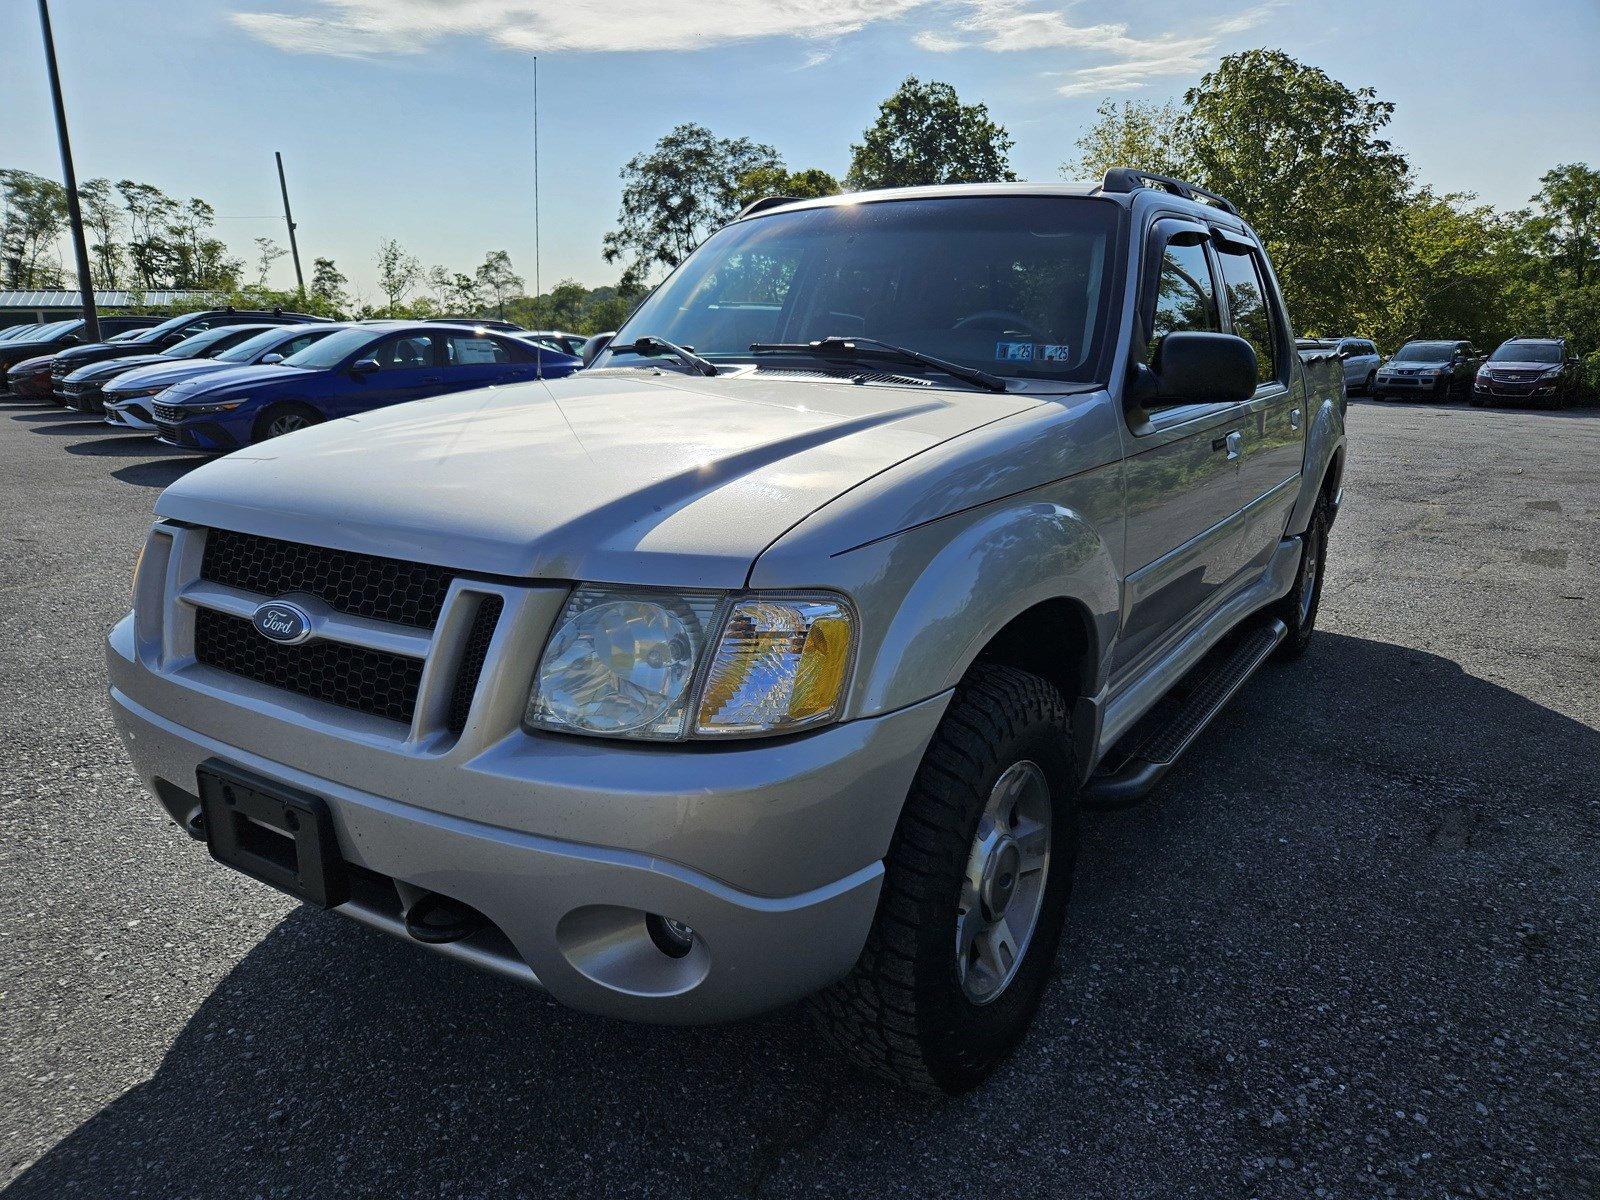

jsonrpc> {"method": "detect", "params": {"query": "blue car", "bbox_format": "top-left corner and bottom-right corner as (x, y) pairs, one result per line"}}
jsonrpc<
(151, 321), (581, 452)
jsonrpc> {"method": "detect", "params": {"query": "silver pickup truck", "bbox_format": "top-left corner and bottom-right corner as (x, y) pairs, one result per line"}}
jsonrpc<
(108, 170), (1345, 1094)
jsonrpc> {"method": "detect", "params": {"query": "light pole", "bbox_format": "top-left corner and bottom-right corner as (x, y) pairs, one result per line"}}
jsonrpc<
(275, 151), (306, 303)
(533, 55), (541, 299)
(37, 0), (99, 341)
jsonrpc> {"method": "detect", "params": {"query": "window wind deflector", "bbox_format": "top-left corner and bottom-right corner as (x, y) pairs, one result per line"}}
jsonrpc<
(606, 335), (718, 377)
(750, 336), (1009, 393)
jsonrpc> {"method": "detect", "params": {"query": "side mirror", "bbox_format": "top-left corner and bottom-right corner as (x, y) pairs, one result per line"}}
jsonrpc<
(1149, 332), (1258, 405)
(581, 332), (614, 367)
(260, 352), (283, 365)
(350, 357), (380, 376)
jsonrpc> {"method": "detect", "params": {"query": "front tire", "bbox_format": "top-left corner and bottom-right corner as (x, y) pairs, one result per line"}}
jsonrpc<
(252, 402), (322, 444)
(811, 664), (1078, 1094)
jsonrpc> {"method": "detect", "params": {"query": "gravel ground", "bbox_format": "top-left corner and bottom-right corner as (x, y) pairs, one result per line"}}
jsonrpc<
(1, 396), (1596, 1199)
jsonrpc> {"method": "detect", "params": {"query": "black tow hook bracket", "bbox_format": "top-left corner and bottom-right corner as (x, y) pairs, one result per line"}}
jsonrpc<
(404, 893), (488, 945)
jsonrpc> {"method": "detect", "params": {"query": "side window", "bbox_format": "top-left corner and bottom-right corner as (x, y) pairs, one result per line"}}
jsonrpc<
(1216, 246), (1279, 385)
(278, 333), (322, 357)
(1146, 237), (1220, 365)
(445, 334), (512, 366)
(366, 334), (435, 371)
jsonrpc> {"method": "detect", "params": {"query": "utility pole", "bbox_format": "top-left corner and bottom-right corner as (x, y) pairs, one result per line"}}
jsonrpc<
(275, 151), (306, 304)
(37, 0), (99, 341)
(533, 55), (541, 298)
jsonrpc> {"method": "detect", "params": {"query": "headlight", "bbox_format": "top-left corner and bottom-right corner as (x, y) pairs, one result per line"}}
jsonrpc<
(525, 586), (855, 741)
(116, 385), (167, 399)
(184, 399), (247, 414)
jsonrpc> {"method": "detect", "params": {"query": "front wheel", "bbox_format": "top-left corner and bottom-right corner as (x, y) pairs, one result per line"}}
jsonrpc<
(811, 664), (1078, 1094)
(252, 402), (323, 444)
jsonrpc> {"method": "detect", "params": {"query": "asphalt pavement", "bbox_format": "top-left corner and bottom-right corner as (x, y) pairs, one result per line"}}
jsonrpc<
(1, 394), (1596, 1198)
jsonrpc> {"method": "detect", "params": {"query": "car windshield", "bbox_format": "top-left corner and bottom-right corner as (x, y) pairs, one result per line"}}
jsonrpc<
(606, 196), (1123, 384)
(1392, 342), (1457, 361)
(164, 326), (250, 357)
(1490, 341), (1561, 364)
(216, 327), (295, 363)
(107, 329), (146, 342)
(279, 326), (383, 370)
(12, 321), (67, 340)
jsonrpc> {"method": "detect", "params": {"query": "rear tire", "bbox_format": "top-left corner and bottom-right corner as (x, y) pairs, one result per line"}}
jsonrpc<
(1272, 505), (1328, 661)
(811, 664), (1078, 1094)
(252, 402), (322, 444)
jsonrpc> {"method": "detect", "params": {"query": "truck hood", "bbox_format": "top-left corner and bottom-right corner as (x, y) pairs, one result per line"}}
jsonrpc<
(155, 369), (1040, 588)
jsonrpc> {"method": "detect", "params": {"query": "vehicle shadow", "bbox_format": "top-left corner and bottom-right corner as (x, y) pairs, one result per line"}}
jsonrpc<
(64, 435), (169, 458)
(109, 458), (205, 488)
(7, 633), (1598, 1198)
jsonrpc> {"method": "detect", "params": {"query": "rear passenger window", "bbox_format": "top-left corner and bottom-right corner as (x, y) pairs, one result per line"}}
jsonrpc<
(1147, 238), (1219, 365)
(1216, 246), (1279, 385)
(446, 335), (511, 365)
(368, 335), (435, 370)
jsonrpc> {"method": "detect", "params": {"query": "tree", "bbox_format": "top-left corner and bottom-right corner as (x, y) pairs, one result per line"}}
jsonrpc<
(78, 178), (124, 289)
(733, 164), (840, 208)
(1179, 50), (1412, 337)
(845, 77), (1017, 190)
(253, 236), (287, 289)
(1529, 163), (1600, 288)
(0, 170), (68, 288)
(1061, 99), (1188, 182)
(310, 256), (349, 312)
(116, 179), (180, 289)
(602, 123), (781, 288)
(473, 249), (524, 318)
(375, 237), (421, 313)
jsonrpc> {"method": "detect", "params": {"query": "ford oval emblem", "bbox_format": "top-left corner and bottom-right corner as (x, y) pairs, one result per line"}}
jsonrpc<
(251, 600), (314, 645)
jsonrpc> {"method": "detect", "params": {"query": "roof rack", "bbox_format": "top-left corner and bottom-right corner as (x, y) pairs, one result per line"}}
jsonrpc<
(1099, 167), (1239, 216)
(737, 195), (805, 219)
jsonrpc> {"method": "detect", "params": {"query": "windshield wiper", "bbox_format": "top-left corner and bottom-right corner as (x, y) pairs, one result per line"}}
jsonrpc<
(606, 335), (718, 377)
(749, 336), (1008, 392)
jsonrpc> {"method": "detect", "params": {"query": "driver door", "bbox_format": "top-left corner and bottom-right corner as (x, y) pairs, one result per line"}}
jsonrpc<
(336, 332), (442, 416)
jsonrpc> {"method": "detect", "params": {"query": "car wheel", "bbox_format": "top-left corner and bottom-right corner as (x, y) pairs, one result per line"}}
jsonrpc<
(253, 402), (322, 443)
(810, 664), (1078, 1094)
(1273, 505), (1328, 661)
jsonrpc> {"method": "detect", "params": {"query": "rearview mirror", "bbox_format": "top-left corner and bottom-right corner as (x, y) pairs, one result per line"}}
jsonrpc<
(350, 357), (380, 376)
(260, 352), (283, 365)
(1149, 332), (1258, 405)
(581, 332), (614, 367)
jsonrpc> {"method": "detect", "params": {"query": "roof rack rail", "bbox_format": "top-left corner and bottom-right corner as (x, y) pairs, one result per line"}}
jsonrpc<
(737, 195), (805, 219)
(1099, 167), (1239, 216)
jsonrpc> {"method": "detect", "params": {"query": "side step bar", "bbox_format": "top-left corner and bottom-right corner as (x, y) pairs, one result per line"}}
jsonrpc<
(1083, 617), (1287, 809)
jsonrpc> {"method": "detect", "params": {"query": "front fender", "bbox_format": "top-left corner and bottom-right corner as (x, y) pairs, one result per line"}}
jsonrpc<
(1285, 388), (1345, 537)
(835, 497), (1121, 718)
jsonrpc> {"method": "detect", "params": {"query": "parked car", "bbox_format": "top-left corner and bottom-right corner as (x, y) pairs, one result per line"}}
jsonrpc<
(1372, 339), (1483, 401)
(56, 324), (277, 412)
(0, 322), (46, 342)
(108, 173), (1345, 1094)
(151, 321), (581, 451)
(1472, 337), (1582, 408)
(1296, 336), (1381, 394)
(433, 316), (526, 332)
(0, 316), (162, 390)
(2, 328), (154, 399)
(104, 324), (347, 432)
(521, 329), (588, 355)
(46, 307), (327, 388)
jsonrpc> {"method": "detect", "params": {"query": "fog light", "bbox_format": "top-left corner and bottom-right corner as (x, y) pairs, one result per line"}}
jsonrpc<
(645, 913), (696, 958)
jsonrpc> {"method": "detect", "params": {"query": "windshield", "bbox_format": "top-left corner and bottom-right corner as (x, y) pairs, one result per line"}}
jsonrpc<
(164, 326), (252, 357)
(607, 196), (1123, 384)
(1490, 341), (1561, 364)
(24, 320), (79, 340)
(1392, 342), (1457, 362)
(0, 325), (37, 341)
(215, 327), (294, 363)
(279, 325), (382, 370)
(126, 311), (207, 344)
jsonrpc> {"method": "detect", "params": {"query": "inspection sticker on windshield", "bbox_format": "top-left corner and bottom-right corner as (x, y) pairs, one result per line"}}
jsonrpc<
(995, 341), (1034, 362)
(1039, 343), (1072, 362)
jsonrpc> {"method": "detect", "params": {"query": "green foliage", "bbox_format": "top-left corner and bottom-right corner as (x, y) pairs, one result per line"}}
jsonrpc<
(1061, 100), (1188, 182)
(0, 169), (69, 288)
(309, 257), (349, 313)
(507, 279), (644, 336)
(733, 165), (840, 209)
(603, 124), (781, 289)
(473, 249), (524, 318)
(1528, 163), (1600, 289)
(375, 237), (422, 314)
(846, 77), (1017, 190)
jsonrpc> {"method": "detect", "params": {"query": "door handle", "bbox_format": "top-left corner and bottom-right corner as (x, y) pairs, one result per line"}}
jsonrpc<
(420, 375), (442, 384)
(1225, 430), (1243, 460)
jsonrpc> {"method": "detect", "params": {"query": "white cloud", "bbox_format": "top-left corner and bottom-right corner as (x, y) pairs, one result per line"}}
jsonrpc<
(231, 0), (1277, 96)
(232, 0), (930, 56)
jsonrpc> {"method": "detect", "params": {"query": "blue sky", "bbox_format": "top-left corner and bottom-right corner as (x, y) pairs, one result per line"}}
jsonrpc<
(3, 0), (1597, 300)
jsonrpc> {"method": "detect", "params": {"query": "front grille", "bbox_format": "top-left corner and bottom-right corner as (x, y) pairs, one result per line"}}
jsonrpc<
(447, 597), (503, 733)
(193, 607), (423, 724)
(201, 528), (455, 629)
(154, 402), (187, 423)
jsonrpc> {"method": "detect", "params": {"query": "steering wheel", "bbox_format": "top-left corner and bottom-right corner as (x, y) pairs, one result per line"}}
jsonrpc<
(952, 310), (1042, 340)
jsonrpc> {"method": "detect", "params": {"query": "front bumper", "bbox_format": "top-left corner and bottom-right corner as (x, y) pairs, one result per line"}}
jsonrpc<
(155, 418), (240, 452)
(107, 603), (947, 1024)
(1375, 373), (1448, 392)
(104, 399), (159, 431)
